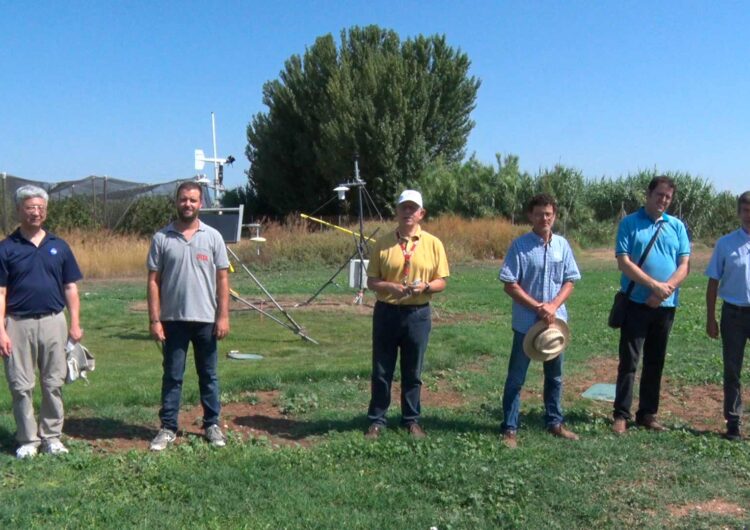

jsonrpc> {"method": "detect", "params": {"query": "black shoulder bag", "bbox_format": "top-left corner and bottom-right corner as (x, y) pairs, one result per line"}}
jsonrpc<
(607, 221), (664, 329)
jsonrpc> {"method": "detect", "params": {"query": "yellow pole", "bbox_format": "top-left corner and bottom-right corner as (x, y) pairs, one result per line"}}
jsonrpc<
(300, 213), (377, 242)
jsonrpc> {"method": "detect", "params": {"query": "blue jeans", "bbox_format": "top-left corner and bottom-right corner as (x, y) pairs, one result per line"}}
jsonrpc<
(501, 330), (564, 432)
(159, 321), (220, 432)
(367, 302), (432, 426)
(721, 302), (750, 427)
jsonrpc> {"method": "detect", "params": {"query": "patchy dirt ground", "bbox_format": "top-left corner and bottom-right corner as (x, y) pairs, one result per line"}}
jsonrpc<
(129, 296), (490, 325)
(565, 356), (733, 434)
(64, 390), (314, 453)
(64, 376), (471, 453)
(63, 354), (741, 453)
(667, 498), (746, 518)
(129, 296), (377, 316)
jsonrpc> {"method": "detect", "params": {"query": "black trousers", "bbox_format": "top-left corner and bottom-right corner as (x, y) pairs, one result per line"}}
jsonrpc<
(613, 301), (675, 421)
(367, 302), (432, 426)
(721, 302), (750, 427)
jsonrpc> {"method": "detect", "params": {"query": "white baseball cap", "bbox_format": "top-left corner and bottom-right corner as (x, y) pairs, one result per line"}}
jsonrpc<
(397, 189), (423, 208)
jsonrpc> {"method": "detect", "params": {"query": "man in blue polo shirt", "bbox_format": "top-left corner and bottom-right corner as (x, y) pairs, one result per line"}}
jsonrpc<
(705, 191), (750, 441)
(0, 185), (83, 459)
(612, 176), (691, 434)
(498, 193), (581, 448)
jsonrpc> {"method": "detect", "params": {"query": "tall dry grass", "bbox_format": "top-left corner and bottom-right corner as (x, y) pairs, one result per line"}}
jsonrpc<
(230, 214), (525, 269)
(426, 215), (525, 261)
(59, 216), (527, 278)
(62, 229), (151, 279)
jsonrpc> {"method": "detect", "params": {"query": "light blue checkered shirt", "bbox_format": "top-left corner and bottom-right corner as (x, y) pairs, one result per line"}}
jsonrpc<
(498, 232), (581, 334)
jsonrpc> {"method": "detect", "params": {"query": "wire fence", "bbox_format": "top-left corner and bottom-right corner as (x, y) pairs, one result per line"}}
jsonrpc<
(1, 173), (185, 233)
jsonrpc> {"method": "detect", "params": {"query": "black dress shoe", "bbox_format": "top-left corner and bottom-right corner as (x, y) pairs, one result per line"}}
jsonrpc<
(724, 424), (742, 441)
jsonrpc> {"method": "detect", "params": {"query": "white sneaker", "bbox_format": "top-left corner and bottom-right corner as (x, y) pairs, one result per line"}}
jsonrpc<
(43, 439), (69, 455)
(205, 425), (226, 447)
(16, 443), (38, 459)
(150, 428), (176, 451)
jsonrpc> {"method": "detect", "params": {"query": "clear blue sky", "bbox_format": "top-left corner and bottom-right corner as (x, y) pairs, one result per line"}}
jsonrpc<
(2, 0), (747, 194)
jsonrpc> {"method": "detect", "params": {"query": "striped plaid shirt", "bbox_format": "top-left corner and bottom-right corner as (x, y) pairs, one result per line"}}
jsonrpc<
(498, 231), (581, 334)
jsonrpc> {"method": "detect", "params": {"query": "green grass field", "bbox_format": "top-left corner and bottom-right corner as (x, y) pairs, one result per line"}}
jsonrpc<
(0, 255), (748, 529)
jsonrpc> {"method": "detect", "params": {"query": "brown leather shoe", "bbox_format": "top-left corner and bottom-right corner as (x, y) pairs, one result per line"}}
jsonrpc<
(364, 424), (382, 439)
(407, 423), (426, 439)
(636, 415), (667, 432)
(612, 418), (627, 435)
(548, 424), (579, 441)
(501, 430), (518, 449)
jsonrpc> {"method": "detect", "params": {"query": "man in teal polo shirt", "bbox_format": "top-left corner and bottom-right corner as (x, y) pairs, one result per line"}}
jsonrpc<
(612, 176), (691, 434)
(0, 185), (83, 459)
(705, 191), (750, 441)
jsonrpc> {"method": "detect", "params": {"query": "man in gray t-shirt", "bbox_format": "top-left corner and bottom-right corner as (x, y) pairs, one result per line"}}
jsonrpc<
(146, 181), (230, 451)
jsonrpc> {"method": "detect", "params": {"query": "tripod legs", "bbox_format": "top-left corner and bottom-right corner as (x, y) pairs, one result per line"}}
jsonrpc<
(227, 247), (318, 344)
(299, 227), (380, 306)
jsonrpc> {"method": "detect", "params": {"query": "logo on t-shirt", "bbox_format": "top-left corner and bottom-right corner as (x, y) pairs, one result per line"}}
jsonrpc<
(196, 253), (209, 262)
(50, 248), (58, 255)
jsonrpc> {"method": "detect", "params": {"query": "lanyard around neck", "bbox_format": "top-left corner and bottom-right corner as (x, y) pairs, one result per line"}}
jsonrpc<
(397, 231), (419, 284)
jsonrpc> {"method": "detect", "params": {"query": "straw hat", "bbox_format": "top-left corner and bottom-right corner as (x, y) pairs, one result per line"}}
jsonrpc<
(523, 319), (571, 362)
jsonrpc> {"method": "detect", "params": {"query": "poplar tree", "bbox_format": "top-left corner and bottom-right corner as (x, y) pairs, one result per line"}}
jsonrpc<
(246, 25), (480, 215)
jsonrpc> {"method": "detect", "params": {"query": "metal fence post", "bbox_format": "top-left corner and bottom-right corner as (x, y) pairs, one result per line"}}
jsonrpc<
(103, 175), (108, 228)
(1, 172), (7, 234)
(91, 175), (96, 225)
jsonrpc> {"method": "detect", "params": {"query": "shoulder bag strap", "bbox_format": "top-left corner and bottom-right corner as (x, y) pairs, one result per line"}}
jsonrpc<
(624, 219), (665, 296)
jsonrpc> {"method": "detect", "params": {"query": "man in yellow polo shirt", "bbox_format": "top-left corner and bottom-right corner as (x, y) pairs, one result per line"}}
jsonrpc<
(365, 190), (449, 438)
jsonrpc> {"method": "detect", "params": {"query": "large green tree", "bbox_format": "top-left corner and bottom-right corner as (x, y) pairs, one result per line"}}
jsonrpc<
(246, 25), (480, 215)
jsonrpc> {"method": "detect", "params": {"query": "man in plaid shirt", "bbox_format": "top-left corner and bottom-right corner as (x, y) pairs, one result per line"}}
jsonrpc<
(498, 193), (581, 448)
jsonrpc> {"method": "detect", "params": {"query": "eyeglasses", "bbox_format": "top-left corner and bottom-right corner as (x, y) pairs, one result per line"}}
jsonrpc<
(23, 205), (47, 212)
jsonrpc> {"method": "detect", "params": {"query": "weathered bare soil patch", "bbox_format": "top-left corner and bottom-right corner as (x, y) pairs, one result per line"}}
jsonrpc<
(64, 390), (311, 452)
(568, 356), (735, 433)
(66, 353), (740, 453)
(64, 374), (472, 453)
(667, 498), (746, 518)
(129, 296), (485, 324)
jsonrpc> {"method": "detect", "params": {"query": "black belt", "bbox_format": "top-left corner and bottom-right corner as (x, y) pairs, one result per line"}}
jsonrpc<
(10, 312), (59, 320)
(376, 301), (429, 310)
(724, 302), (750, 313)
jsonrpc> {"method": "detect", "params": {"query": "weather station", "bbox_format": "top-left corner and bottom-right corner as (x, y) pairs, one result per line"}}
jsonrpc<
(193, 114), (318, 353)
(299, 157), (383, 306)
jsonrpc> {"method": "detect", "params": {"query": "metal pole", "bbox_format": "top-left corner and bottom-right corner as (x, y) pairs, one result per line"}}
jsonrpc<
(211, 112), (220, 206)
(225, 246), (315, 341)
(103, 175), (108, 228)
(355, 185), (366, 293)
(298, 227), (380, 307)
(355, 159), (365, 252)
(91, 176), (96, 223)
(354, 159), (367, 300)
(230, 289), (319, 344)
(1, 172), (7, 234)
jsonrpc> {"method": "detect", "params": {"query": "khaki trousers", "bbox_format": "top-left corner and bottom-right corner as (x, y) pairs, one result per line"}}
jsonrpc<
(3, 312), (67, 445)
